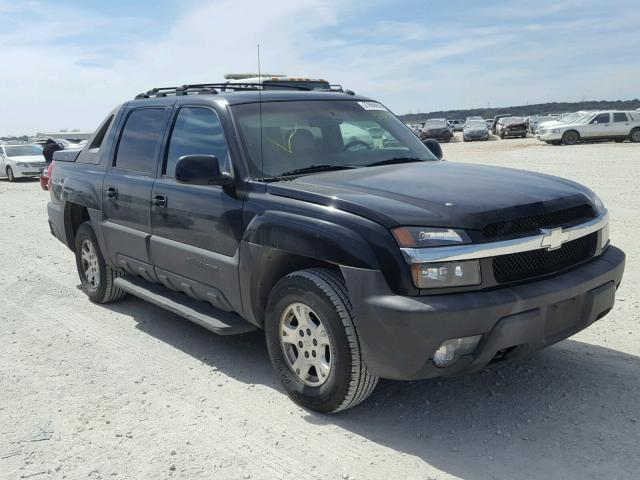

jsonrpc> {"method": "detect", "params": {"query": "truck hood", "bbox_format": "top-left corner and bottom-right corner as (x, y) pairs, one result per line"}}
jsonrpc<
(267, 161), (597, 230)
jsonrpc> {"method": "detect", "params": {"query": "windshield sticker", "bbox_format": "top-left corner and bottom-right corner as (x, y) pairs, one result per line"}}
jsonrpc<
(358, 101), (387, 111)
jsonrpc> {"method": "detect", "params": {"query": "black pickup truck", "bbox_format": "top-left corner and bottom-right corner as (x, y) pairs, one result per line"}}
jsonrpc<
(47, 85), (625, 413)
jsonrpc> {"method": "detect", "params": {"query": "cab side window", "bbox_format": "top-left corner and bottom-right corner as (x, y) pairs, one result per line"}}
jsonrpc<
(164, 107), (229, 178)
(591, 113), (610, 124)
(114, 108), (165, 174)
(613, 113), (628, 122)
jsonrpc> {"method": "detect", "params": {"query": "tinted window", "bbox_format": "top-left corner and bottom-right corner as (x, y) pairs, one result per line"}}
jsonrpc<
(115, 108), (165, 173)
(592, 113), (610, 124)
(613, 113), (628, 122)
(164, 107), (228, 177)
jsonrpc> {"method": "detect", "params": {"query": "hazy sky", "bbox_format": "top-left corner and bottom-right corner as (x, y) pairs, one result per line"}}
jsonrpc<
(1, 0), (638, 135)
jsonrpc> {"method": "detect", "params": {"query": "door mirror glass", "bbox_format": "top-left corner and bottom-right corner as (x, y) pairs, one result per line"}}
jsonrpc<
(175, 155), (233, 186)
(423, 138), (443, 160)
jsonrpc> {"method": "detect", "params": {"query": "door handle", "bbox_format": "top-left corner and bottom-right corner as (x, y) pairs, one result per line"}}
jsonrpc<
(106, 186), (118, 199)
(152, 194), (167, 207)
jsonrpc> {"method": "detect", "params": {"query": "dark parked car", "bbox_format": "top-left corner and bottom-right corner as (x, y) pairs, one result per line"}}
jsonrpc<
(47, 85), (624, 413)
(420, 119), (454, 143)
(497, 117), (528, 139)
(463, 120), (490, 141)
(491, 114), (512, 134)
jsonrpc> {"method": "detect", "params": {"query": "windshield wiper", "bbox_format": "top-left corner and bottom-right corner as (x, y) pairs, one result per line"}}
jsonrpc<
(366, 157), (424, 167)
(279, 164), (357, 177)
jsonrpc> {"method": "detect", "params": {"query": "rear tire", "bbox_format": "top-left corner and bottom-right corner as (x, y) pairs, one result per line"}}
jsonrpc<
(74, 222), (126, 304)
(630, 128), (640, 143)
(6, 167), (15, 182)
(265, 268), (378, 413)
(562, 130), (579, 145)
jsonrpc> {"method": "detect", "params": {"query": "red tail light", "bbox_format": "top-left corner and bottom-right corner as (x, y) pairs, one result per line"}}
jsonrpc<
(48, 161), (54, 188)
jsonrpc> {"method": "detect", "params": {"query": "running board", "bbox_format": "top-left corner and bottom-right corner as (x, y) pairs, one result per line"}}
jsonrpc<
(114, 277), (257, 335)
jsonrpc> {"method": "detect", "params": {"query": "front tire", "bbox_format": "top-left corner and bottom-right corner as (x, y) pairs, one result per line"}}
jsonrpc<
(630, 128), (640, 143)
(6, 166), (15, 182)
(265, 269), (378, 413)
(74, 222), (126, 304)
(562, 130), (579, 145)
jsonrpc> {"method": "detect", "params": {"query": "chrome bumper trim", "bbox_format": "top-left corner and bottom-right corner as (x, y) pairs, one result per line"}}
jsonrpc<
(401, 210), (608, 264)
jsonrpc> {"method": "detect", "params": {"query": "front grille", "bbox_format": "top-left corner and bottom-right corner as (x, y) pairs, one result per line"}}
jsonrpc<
(482, 204), (595, 240)
(492, 233), (597, 283)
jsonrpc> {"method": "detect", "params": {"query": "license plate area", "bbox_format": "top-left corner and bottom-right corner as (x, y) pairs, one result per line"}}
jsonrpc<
(544, 296), (582, 339)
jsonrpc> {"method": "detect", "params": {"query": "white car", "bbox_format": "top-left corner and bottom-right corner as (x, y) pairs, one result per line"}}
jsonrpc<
(536, 111), (594, 133)
(537, 111), (640, 145)
(0, 144), (47, 182)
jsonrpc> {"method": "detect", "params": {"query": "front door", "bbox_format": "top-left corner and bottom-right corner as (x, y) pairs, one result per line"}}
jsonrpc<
(149, 106), (244, 313)
(581, 112), (611, 139)
(102, 106), (171, 279)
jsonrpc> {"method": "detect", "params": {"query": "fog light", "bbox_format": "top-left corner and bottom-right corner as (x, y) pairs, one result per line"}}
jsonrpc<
(433, 335), (482, 368)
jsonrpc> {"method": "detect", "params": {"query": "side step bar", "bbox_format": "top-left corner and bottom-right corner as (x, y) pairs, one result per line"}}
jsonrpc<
(114, 276), (257, 336)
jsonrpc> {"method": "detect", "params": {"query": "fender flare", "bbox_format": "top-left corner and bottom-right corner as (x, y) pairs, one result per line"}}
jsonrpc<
(239, 211), (383, 326)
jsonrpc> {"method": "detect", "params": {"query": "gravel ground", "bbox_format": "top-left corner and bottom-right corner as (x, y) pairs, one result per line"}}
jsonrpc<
(1, 136), (639, 480)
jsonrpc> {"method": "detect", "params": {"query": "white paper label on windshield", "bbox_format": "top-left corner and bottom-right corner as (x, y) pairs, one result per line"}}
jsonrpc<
(358, 101), (387, 111)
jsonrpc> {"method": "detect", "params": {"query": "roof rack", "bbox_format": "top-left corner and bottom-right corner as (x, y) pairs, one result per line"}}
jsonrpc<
(135, 82), (315, 99)
(134, 82), (356, 99)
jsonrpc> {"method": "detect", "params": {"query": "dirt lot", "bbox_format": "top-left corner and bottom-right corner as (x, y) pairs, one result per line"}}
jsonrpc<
(1, 136), (639, 480)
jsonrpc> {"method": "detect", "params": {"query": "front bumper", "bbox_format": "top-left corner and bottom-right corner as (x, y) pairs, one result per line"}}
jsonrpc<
(463, 132), (489, 141)
(538, 131), (563, 141)
(501, 128), (527, 137)
(341, 246), (625, 380)
(13, 163), (46, 178)
(421, 132), (452, 142)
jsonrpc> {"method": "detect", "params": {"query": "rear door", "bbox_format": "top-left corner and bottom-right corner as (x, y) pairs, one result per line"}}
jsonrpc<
(611, 112), (630, 137)
(149, 105), (244, 313)
(102, 106), (171, 280)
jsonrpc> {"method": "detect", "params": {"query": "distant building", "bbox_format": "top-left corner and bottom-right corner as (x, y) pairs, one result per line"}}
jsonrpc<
(36, 131), (92, 141)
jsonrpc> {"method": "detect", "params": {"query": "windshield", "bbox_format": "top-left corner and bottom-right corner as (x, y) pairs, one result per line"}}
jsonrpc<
(424, 120), (446, 128)
(465, 121), (486, 129)
(3, 145), (43, 157)
(562, 113), (591, 124)
(502, 117), (524, 123)
(232, 100), (437, 179)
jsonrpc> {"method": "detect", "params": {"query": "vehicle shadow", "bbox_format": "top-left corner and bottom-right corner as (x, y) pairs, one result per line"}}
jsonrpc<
(0, 177), (40, 183)
(104, 297), (640, 479)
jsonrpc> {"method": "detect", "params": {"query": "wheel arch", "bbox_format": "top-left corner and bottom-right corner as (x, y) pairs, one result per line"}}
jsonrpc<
(63, 202), (90, 250)
(239, 211), (382, 327)
(562, 129), (581, 141)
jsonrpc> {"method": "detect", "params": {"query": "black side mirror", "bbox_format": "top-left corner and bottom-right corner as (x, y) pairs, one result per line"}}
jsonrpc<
(424, 138), (443, 160)
(175, 155), (233, 186)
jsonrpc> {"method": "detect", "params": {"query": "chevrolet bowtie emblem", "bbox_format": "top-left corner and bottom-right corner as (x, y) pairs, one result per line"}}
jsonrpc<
(540, 227), (570, 251)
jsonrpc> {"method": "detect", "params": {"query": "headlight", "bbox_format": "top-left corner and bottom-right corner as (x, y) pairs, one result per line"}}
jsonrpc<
(411, 260), (481, 289)
(392, 227), (470, 247)
(551, 129), (560, 134)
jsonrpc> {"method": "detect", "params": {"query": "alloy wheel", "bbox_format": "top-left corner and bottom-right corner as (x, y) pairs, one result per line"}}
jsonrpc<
(80, 239), (100, 289)
(279, 302), (332, 387)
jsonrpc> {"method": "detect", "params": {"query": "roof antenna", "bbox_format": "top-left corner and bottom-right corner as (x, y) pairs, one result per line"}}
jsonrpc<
(258, 43), (264, 181)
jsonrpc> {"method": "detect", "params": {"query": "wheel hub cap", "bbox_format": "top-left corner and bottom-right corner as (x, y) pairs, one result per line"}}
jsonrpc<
(279, 302), (332, 387)
(81, 239), (100, 289)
